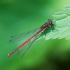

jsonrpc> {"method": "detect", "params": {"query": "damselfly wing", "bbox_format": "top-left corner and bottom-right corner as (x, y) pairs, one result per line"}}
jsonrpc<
(9, 28), (39, 43)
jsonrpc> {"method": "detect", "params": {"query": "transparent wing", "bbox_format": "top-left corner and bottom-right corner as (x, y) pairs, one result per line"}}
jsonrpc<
(17, 34), (40, 57)
(9, 28), (39, 43)
(21, 34), (40, 57)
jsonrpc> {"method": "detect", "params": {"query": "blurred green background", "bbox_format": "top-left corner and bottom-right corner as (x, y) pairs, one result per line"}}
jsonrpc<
(0, 0), (70, 70)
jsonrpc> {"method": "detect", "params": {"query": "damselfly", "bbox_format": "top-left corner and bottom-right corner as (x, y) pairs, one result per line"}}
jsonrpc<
(7, 19), (52, 57)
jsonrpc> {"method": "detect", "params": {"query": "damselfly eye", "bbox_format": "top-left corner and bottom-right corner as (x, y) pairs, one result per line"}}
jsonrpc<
(48, 19), (52, 25)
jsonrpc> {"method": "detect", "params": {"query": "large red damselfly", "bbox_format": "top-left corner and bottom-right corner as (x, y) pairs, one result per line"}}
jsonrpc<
(7, 19), (52, 57)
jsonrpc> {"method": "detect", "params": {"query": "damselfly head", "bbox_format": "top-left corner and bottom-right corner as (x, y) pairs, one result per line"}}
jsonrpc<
(48, 19), (52, 25)
(40, 19), (52, 29)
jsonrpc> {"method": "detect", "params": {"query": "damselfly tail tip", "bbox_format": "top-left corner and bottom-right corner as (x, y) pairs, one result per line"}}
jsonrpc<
(7, 54), (10, 57)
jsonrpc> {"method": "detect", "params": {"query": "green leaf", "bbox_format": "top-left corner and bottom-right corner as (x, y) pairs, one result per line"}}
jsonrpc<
(38, 5), (70, 40)
(52, 11), (67, 20)
(63, 5), (70, 16)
